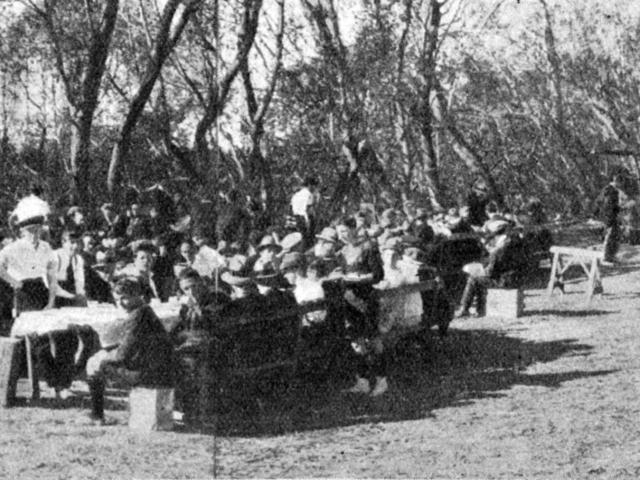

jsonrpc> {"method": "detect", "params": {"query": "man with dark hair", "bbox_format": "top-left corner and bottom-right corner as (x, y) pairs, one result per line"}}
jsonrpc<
(171, 268), (230, 422)
(125, 202), (152, 242)
(54, 230), (88, 307)
(117, 241), (160, 302)
(85, 277), (174, 424)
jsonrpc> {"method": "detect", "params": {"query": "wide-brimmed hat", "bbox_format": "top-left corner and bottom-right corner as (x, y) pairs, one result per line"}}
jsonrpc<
(257, 235), (283, 253)
(485, 219), (510, 235)
(315, 227), (339, 244)
(253, 266), (291, 289)
(220, 257), (254, 286)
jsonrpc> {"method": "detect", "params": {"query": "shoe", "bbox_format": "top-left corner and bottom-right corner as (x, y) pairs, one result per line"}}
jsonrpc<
(454, 308), (470, 318)
(601, 260), (616, 267)
(343, 376), (371, 394)
(85, 412), (117, 426)
(370, 377), (388, 397)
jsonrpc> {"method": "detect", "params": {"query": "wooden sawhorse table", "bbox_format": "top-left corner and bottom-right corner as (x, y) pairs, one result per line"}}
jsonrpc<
(546, 246), (604, 304)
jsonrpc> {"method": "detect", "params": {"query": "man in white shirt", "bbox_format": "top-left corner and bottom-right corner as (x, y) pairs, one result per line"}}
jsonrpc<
(54, 231), (87, 307)
(290, 176), (320, 248)
(0, 196), (57, 313)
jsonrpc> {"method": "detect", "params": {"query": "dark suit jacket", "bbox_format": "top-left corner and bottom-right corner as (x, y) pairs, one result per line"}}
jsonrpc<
(106, 305), (174, 386)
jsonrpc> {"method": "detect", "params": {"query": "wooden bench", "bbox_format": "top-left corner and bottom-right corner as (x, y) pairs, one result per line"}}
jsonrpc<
(546, 246), (604, 304)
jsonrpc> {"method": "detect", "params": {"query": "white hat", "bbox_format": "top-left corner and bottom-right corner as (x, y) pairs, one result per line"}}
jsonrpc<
(11, 195), (51, 228)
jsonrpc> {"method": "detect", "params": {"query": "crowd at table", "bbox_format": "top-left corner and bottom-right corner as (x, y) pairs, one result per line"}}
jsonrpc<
(0, 179), (553, 424)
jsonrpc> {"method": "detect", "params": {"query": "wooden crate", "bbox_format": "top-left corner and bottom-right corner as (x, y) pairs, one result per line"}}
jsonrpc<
(0, 337), (23, 408)
(128, 387), (175, 432)
(487, 288), (524, 319)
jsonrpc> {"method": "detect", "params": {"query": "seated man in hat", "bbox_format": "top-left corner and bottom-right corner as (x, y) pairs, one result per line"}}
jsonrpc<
(455, 222), (527, 318)
(305, 227), (342, 278)
(0, 195), (58, 313)
(85, 277), (174, 424)
(171, 268), (230, 421)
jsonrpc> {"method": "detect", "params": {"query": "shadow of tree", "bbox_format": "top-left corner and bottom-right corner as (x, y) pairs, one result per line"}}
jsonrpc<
(191, 328), (609, 437)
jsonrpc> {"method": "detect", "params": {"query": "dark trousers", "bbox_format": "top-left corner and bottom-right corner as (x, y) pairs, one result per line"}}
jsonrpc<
(88, 365), (142, 418)
(460, 275), (492, 315)
(603, 223), (620, 261)
(17, 279), (49, 312)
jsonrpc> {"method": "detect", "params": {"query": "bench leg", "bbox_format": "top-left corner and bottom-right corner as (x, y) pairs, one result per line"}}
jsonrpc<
(586, 261), (602, 304)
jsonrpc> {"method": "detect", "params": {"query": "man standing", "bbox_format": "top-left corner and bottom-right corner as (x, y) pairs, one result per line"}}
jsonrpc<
(0, 195), (57, 314)
(599, 174), (625, 265)
(291, 176), (320, 248)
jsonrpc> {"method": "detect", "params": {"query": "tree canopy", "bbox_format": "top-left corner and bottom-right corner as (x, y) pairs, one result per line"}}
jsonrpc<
(0, 0), (638, 219)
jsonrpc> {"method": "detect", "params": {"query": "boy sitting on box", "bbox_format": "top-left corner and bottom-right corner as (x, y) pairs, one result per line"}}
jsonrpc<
(85, 277), (174, 425)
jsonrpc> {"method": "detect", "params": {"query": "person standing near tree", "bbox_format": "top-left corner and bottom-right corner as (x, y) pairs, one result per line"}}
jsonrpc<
(597, 174), (625, 265)
(291, 176), (320, 248)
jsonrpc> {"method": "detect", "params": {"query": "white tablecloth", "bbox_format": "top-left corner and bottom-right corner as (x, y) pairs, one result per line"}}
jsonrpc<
(10, 301), (182, 347)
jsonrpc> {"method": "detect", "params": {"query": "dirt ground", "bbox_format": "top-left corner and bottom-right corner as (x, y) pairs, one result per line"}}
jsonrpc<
(2, 242), (640, 479)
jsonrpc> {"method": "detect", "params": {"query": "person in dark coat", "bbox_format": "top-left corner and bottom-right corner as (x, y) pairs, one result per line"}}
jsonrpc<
(466, 180), (491, 227)
(85, 277), (175, 424)
(171, 268), (230, 421)
(455, 222), (527, 318)
(598, 174), (624, 264)
(334, 216), (387, 397)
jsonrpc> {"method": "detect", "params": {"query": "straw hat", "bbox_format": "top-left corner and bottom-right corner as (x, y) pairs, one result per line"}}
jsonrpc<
(220, 256), (254, 286)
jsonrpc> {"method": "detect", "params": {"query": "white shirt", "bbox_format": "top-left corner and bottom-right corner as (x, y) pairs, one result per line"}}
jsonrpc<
(0, 237), (56, 282)
(54, 249), (86, 297)
(291, 187), (317, 221)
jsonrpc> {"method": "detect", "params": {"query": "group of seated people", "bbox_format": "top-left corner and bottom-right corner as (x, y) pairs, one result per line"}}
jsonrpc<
(0, 184), (552, 424)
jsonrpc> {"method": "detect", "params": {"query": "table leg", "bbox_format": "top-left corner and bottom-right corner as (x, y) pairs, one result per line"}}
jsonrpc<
(24, 336), (39, 401)
(547, 252), (560, 297)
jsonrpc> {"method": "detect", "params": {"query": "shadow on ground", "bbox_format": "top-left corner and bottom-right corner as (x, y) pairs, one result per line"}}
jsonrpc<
(185, 328), (611, 437)
(524, 309), (616, 317)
